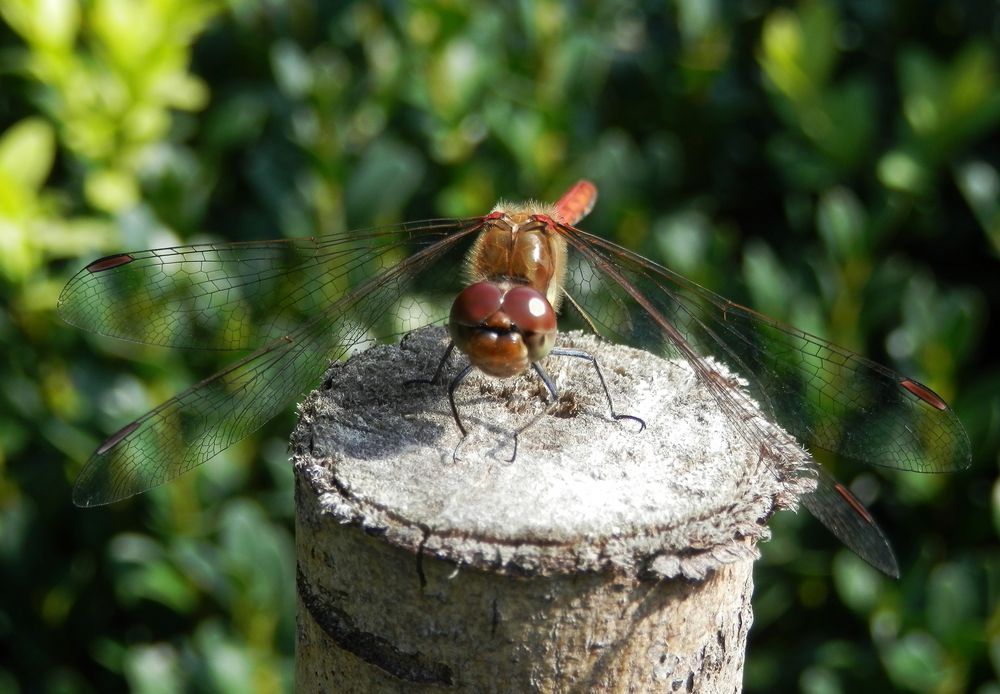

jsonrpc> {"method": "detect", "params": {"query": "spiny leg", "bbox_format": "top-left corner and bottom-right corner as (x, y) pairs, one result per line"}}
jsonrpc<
(507, 349), (646, 462)
(402, 339), (474, 462)
(505, 362), (561, 463)
(447, 363), (475, 437)
(405, 340), (456, 387)
(439, 345), (645, 463)
(547, 347), (646, 431)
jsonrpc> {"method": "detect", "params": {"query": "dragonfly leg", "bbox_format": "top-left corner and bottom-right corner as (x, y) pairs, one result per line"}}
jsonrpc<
(405, 341), (456, 387)
(531, 361), (560, 401)
(447, 363), (476, 464)
(548, 347), (646, 431)
(447, 363), (475, 437)
(502, 362), (562, 463)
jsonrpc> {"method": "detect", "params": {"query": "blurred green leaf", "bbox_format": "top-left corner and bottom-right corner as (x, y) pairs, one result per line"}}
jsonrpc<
(759, 1), (875, 185)
(800, 665), (843, 694)
(218, 500), (294, 612)
(0, 118), (55, 194)
(955, 160), (1000, 254)
(882, 631), (955, 692)
(271, 40), (314, 99)
(817, 187), (867, 260)
(109, 533), (198, 612)
(123, 644), (182, 694)
(992, 477), (1000, 546)
(654, 209), (712, 276)
(927, 562), (980, 643)
(194, 621), (259, 694)
(85, 168), (141, 213)
(743, 239), (793, 319)
(900, 44), (1000, 151)
(759, 1), (837, 102)
(428, 37), (489, 119)
(1, 0), (79, 49)
(832, 551), (885, 614)
(878, 150), (930, 194)
(346, 138), (425, 225)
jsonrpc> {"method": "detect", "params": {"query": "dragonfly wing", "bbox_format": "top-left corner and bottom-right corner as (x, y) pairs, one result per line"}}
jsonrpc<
(802, 470), (900, 577)
(72, 221), (482, 506)
(561, 228), (971, 475)
(58, 220), (472, 350)
(557, 225), (964, 576)
(73, 333), (314, 506)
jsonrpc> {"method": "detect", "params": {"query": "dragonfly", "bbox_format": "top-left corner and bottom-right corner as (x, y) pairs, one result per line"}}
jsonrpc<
(59, 180), (970, 577)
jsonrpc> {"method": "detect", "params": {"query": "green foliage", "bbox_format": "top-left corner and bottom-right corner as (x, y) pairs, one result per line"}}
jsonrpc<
(1, 0), (997, 691)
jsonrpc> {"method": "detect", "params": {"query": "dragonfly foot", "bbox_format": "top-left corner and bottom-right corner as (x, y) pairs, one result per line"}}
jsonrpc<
(613, 413), (646, 432)
(506, 432), (520, 464)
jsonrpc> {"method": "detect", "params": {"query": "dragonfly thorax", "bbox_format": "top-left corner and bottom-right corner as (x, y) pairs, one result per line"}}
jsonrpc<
(465, 209), (568, 312)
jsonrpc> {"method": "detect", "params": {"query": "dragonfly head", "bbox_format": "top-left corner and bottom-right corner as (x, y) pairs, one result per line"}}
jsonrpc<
(448, 280), (557, 378)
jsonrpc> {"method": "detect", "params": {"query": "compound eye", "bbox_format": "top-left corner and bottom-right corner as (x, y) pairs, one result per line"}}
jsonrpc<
(502, 286), (556, 334)
(450, 282), (504, 327)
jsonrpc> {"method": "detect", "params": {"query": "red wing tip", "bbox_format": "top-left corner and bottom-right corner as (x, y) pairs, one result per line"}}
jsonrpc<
(832, 481), (876, 525)
(899, 379), (948, 410)
(96, 421), (141, 455)
(86, 254), (135, 272)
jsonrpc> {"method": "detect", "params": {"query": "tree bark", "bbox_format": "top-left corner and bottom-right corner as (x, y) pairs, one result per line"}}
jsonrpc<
(291, 326), (811, 693)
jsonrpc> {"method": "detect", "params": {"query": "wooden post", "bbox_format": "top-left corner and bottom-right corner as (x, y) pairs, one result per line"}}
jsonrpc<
(291, 327), (811, 692)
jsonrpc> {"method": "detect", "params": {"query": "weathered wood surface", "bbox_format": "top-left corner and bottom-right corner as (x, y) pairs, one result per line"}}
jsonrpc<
(291, 326), (811, 692)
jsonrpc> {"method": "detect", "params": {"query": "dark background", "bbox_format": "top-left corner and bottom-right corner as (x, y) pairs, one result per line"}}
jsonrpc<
(1, 1), (997, 691)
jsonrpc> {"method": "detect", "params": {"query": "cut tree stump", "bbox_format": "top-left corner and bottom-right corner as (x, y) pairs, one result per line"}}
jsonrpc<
(291, 326), (812, 693)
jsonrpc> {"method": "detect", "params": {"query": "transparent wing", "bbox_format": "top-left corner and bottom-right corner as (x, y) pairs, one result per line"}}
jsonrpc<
(801, 470), (899, 577)
(560, 227), (970, 474)
(559, 225), (969, 575)
(69, 220), (484, 506)
(58, 219), (471, 350)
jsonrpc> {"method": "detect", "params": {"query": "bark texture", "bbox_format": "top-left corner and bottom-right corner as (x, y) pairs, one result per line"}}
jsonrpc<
(291, 326), (811, 692)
